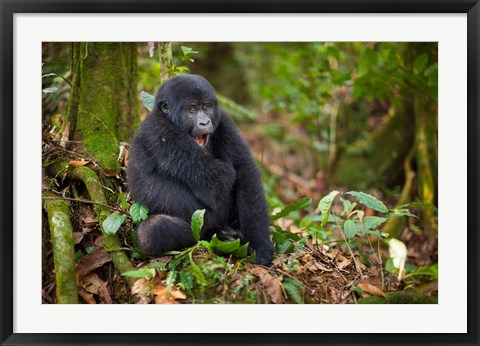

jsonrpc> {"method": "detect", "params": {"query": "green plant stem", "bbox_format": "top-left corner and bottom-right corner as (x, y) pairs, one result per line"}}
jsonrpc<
(331, 204), (363, 276)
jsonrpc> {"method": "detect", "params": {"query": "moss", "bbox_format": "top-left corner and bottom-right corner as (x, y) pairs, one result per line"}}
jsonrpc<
(334, 102), (415, 189)
(43, 192), (78, 304)
(69, 43), (140, 172)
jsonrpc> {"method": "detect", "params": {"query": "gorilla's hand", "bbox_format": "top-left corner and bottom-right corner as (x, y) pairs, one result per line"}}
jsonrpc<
(250, 237), (275, 265)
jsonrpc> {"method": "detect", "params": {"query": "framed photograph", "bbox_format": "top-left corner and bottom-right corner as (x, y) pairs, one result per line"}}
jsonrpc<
(1, 1), (479, 346)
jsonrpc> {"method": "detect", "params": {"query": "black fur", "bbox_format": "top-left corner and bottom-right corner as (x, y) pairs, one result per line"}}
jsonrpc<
(128, 74), (274, 265)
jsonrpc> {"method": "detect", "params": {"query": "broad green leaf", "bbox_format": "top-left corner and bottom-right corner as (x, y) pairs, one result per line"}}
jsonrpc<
(129, 202), (149, 224)
(85, 246), (96, 254)
(387, 238), (407, 280)
(343, 219), (357, 239)
(318, 190), (340, 226)
(42, 86), (58, 93)
(362, 216), (387, 235)
(140, 90), (155, 112)
(413, 53), (429, 75)
(209, 234), (241, 254)
(121, 268), (156, 278)
(345, 191), (388, 213)
(191, 209), (205, 242)
(271, 197), (312, 221)
(233, 243), (250, 258)
(102, 213), (127, 235)
(242, 251), (256, 262)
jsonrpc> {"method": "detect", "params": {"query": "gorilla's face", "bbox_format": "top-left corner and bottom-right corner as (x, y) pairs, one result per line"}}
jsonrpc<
(155, 74), (220, 148)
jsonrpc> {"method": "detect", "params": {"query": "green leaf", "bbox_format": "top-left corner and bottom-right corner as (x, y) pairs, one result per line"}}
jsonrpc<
(362, 216), (387, 235)
(191, 209), (205, 242)
(42, 86), (58, 93)
(121, 268), (156, 278)
(283, 277), (304, 304)
(243, 251), (256, 263)
(144, 261), (167, 271)
(117, 192), (128, 211)
(181, 46), (198, 55)
(189, 261), (208, 287)
(179, 270), (194, 291)
(318, 190), (340, 226)
(85, 246), (96, 254)
(102, 213), (127, 235)
(275, 240), (293, 254)
(129, 202), (149, 224)
(271, 197), (312, 221)
(234, 243), (250, 258)
(345, 191), (388, 213)
(140, 90), (155, 112)
(340, 197), (356, 216)
(343, 219), (357, 239)
(209, 234), (241, 254)
(413, 53), (429, 75)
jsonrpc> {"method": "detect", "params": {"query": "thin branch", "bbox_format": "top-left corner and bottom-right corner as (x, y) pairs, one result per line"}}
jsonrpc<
(42, 196), (126, 214)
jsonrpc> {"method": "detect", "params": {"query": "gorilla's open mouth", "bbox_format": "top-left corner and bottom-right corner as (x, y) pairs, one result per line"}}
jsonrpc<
(193, 134), (209, 148)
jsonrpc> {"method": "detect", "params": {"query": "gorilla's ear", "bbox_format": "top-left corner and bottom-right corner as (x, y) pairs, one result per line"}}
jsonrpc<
(159, 101), (170, 114)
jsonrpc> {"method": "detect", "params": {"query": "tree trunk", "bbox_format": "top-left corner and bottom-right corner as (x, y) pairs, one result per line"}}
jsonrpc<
(67, 42), (140, 173)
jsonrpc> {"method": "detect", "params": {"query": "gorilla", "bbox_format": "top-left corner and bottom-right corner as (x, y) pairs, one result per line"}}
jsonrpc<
(127, 74), (274, 265)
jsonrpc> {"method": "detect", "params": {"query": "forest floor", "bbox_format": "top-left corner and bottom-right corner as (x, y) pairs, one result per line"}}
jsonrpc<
(42, 118), (438, 305)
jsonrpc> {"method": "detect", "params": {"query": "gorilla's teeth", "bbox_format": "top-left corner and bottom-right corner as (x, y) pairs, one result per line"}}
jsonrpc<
(194, 134), (208, 147)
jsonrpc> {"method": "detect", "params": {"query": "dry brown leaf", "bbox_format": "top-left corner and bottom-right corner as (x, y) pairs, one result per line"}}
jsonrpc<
(336, 255), (352, 270)
(152, 274), (186, 304)
(358, 281), (386, 297)
(250, 266), (284, 304)
(325, 249), (339, 260)
(80, 273), (112, 304)
(301, 254), (313, 263)
(82, 216), (98, 228)
(69, 160), (90, 168)
(131, 278), (152, 304)
(78, 288), (96, 304)
(73, 232), (84, 245)
(76, 249), (111, 281)
(153, 285), (186, 304)
(309, 261), (332, 272)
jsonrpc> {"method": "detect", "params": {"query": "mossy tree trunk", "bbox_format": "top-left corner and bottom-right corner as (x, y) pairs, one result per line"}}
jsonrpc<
(67, 42), (140, 173)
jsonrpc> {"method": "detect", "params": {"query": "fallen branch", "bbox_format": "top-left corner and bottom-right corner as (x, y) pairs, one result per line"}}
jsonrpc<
(43, 192), (79, 304)
(67, 165), (137, 287)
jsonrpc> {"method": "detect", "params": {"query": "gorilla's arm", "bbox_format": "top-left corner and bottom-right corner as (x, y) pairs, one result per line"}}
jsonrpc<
(132, 113), (236, 209)
(213, 113), (274, 264)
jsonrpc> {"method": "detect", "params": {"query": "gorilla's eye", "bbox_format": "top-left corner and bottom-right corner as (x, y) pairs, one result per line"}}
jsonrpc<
(202, 103), (213, 111)
(188, 105), (198, 114)
(161, 102), (170, 114)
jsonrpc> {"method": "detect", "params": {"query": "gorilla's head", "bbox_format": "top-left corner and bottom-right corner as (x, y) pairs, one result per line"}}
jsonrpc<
(155, 74), (220, 148)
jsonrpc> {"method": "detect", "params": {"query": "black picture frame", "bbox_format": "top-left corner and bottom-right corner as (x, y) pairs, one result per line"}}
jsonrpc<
(1, 1), (479, 346)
